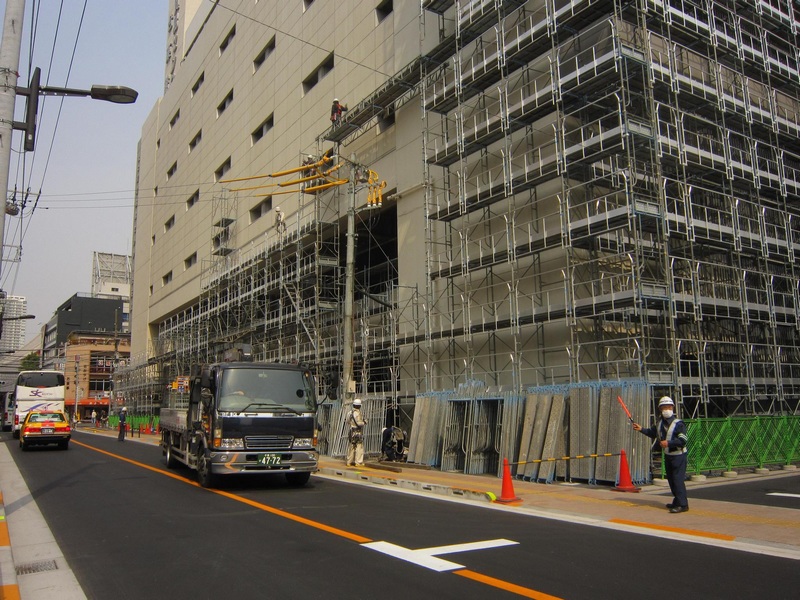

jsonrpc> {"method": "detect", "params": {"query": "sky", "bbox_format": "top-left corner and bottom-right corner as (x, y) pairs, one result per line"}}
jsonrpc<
(0, 1), (167, 342)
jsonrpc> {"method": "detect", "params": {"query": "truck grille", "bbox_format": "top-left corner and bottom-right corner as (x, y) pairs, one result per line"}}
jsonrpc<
(245, 435), (293, 450)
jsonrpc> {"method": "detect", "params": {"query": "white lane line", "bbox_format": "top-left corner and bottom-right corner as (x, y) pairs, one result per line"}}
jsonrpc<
(362, 538), (518, 572)
(766, 493), (800, 499)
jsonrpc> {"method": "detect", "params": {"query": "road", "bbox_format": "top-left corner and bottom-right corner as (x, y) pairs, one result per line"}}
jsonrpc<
(5, 431), (800, 599)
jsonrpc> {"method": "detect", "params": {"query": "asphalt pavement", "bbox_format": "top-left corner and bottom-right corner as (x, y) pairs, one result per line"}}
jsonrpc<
(1, 424), (798, 599)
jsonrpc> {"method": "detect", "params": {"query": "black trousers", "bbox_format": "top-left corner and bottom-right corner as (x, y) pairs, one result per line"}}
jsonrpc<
(665, 452), (688, 507)
(118, 422), (126, 441)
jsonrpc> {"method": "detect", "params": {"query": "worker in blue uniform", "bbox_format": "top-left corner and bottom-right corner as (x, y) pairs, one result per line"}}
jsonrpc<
(633, 396), (689, 513)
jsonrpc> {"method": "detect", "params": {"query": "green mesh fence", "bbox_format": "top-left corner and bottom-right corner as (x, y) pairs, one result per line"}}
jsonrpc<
(682, 416), (800, 474)
(107, 415), (160, 432)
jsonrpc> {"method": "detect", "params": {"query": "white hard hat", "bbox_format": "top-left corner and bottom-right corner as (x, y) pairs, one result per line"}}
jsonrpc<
(658, 396), (674, 407)
(353, 399), (362, 407)
(333, 98), (339, 103)
(122, 406), (128, 411)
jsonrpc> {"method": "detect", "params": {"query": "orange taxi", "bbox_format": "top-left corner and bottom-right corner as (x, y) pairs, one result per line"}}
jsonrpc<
(19, 410), (71, 450)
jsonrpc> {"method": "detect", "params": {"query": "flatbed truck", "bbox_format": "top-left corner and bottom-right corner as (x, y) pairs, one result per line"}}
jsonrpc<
(159, 361), (319, 487)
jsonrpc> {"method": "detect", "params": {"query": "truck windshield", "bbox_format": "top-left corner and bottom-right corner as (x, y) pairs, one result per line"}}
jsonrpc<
(218, 368), (316, 413)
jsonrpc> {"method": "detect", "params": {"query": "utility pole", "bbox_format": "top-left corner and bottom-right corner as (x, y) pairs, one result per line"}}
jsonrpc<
(342, 181), (357, 404)
(0, 0), (26, 281)
(340, 162), (384, 405)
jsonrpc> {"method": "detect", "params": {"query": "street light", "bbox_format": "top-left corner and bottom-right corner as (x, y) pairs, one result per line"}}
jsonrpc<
(13, 67), (138, 152)
(0, 313), (35, 339)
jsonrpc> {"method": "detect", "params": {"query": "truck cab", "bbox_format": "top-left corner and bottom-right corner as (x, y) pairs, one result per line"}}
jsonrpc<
(160, 362), (319, 487)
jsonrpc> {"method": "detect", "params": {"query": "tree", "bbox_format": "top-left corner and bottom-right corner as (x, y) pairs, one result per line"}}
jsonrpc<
(19, 352), (41, 371)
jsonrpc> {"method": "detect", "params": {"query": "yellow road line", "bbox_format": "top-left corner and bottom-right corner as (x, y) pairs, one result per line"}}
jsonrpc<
(609, 518), (736, 541)
(74, 438), (558, 598)
(454, 569), (564, 599)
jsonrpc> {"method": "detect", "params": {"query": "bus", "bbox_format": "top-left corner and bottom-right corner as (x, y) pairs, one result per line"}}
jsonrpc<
(12, 370), (66, 439)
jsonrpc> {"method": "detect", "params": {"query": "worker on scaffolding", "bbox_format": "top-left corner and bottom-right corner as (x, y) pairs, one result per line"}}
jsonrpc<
(330, 98), (348, 128)
(345, 399), (367, 467)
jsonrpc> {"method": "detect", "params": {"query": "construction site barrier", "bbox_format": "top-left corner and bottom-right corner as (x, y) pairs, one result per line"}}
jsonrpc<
(683, 415), (800, 474)
(510, 452), (619, 466)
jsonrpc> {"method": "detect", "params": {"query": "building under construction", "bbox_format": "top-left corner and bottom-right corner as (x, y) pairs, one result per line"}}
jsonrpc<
(121, 1), (800, 478)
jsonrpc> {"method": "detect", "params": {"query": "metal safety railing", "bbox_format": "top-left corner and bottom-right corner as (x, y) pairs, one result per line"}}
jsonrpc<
(682, 415), (800, 474)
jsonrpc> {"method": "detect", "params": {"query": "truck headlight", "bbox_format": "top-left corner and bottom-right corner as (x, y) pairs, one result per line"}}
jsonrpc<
(292, 437), (313, 448)
(216, 438), (244, 449)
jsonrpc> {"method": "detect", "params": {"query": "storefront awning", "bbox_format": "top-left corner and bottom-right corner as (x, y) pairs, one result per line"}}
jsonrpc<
(65, 399), (110, 407)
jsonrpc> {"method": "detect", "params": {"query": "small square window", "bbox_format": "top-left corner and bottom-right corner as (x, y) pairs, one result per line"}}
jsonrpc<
(219, 25), (236, 55)
(302, 53), (334, 95)
(186, 190), (200, 210)
(251, 113), (274, 145)
(189, 130), (202, 153)
(164, 215), (175, 232)
(167, 161), (178, 180)
(217, 90), (234, 117)
(253, 36), (276, 72)
(162, 271), (173, 286)
(192, 72), (205, 96)
(376, 0), (393, 23)
(249, 197), (273, 223)
(169, 109), (180, 129)
(184, 252), (197, 270)
(215, 157), (232, 182)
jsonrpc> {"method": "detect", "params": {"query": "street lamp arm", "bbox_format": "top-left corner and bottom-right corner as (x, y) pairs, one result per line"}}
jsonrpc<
(11, 67), (138, 152)
(32, 84), (138, 104)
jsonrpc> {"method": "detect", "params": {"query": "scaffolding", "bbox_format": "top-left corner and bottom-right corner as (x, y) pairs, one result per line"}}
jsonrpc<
(420, 0), (800, 422)
(119, 1), (800, 475)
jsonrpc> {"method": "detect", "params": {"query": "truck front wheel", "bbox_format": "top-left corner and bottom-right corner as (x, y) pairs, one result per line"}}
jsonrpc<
(196, 450), (216, 488)
(285, 472), (311, 487)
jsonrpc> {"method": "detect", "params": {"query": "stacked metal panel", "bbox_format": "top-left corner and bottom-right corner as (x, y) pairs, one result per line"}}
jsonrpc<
(538, 395), (566, 483)
(511, 382), (653, 484)
(322, 396), (387, 459)
(440, 399), (467, 472)
(409, 387), (524, 474)
(568, 386), (598, 482)
(497, 393), (526, 476)
(406, 392), (448, 466)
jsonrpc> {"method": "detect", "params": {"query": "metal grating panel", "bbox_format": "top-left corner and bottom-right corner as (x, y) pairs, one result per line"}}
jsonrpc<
(16, 559), (58, 576)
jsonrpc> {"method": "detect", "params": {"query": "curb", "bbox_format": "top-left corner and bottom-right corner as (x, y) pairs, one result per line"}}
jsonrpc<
(0, 490), (21, 600)
(317, 467), (494, 503)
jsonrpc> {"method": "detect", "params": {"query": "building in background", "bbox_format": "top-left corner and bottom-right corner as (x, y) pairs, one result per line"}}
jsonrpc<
(63, 330), (130, 422)
(91, 251), (131, 332)
(41, 294), (125, 369)
(121, 1), (800, 469)
(0, 295), (28, 352)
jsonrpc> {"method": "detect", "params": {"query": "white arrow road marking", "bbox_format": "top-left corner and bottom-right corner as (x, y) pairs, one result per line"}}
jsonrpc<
(766, 493), (800, 499)
(362, 538), (519, 572)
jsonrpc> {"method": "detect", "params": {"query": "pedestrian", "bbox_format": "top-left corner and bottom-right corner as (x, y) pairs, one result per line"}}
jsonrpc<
(633, 396), (689, 513)
(345, 399), (366, 467)
(91, 409), (97, 426)
(118, 406), (127, 442)
(330, 98), (348, 128)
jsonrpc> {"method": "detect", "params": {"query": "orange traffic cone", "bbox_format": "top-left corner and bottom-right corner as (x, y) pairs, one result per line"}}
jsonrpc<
(613, 449), (640, 493)
(494, 458), (521, 503)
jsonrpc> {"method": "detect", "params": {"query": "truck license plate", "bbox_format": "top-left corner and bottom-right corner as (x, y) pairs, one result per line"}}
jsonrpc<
(41, 428), (54, 434)
(257, 453), (282, 466)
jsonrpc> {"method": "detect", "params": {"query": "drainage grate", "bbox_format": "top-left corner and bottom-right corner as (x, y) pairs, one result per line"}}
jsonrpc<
(16, 559), (58, 576)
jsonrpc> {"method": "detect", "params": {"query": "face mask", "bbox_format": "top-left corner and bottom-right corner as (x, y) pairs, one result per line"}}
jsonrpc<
(661, 410), (674, 419)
